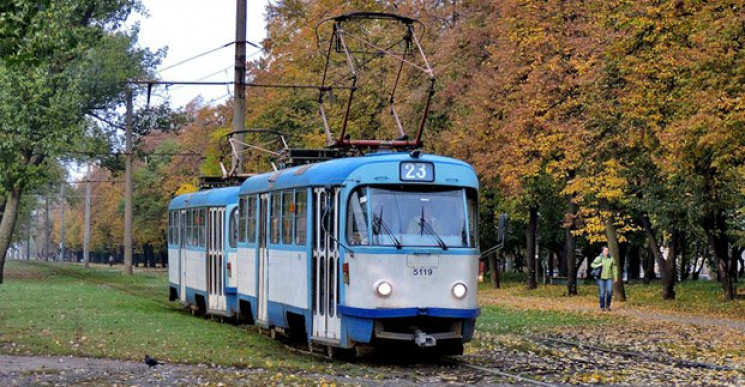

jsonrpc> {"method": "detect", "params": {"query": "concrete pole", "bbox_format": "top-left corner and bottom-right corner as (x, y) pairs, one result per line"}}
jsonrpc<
(44, 188), (50, 260)
(233, 0), (247, 174)
(84, 168), (91, 268)
(124, 88), (134, 275)
(60, 181), (65, 262)
(26, 218), (31, 260)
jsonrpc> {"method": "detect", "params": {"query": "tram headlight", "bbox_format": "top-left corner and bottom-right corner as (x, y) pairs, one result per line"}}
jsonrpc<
(375, 280), (393, 297)
(452, 282), (467, 299)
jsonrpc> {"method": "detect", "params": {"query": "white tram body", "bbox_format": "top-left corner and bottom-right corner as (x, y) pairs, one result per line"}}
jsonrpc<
(167, 187), (239, 316)
(168, 152), (480, 354)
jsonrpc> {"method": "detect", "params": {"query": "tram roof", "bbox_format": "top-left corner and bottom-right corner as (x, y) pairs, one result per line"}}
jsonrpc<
(168, 186), (239, 210)
(239, 152), (477, 194)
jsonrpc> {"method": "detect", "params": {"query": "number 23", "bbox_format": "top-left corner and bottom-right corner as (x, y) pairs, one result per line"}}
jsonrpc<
(404, 164), (427, 179)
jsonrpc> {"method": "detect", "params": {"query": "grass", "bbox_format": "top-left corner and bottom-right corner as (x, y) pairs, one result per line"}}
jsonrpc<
(476, 305), (607, 335)
(479, 272), (745, 319)
(0, 260), (326, 370)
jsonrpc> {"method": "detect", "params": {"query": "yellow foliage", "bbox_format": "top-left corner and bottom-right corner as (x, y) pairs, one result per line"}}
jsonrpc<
(175, 183), (198, 196)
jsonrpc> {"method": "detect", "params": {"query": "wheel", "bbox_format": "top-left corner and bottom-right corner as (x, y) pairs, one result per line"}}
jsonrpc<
(326, 345), (356, 360)
(438, 340), (464, 356)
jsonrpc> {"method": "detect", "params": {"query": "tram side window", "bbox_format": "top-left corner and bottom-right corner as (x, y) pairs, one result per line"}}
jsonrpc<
(198, 209), (206, 248)
(229, 207), (238, 248)
(187, 210), (194, 247)
(346, 188), (369, 245)
(467, 189), (479, 248)
(191, 210), (199, 247)
(238, 197), (247, 243)
(247, 196), (257, 243)
(170, 211), (179, 246)
(167, 212), (173, 245)
(270, 192), (281, 244)
(282, 190), (293, 244)
(295, 190), (307, 245)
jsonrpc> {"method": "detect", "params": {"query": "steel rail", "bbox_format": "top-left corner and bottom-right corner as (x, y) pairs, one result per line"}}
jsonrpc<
(444, 358), (561, 387)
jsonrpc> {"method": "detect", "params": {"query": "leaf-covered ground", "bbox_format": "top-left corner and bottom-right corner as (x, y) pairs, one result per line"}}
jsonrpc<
(467, 283), (745, 385)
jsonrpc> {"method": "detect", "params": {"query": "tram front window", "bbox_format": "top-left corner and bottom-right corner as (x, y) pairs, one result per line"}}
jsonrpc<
(347, 187), (473, 248)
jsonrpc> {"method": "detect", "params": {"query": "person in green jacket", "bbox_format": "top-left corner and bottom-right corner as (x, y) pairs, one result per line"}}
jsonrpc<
(591, 246), (617, 311)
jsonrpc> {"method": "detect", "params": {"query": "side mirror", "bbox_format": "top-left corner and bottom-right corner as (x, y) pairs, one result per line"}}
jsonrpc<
(497, 213), (509, 245)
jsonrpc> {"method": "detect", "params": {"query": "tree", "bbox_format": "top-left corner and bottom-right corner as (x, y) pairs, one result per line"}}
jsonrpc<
(0, 0), (158, 283)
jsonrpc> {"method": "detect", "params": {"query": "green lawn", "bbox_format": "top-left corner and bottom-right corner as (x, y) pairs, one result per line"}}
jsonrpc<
(480, 272), (745, 319)
(0, 261), (323, 369)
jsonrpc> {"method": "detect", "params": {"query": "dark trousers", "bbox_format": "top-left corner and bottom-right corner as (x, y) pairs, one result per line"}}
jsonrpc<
(596, 278), (613, 309)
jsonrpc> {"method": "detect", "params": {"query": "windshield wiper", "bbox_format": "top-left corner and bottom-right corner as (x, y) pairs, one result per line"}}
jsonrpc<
(373, 207), (402, 249)
(418, 207), (448, 250)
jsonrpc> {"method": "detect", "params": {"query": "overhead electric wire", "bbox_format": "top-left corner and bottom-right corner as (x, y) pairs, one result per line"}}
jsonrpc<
(61, 150), (204, 158)
(158, 40), (262, 74)
(160, 41), (229, 73)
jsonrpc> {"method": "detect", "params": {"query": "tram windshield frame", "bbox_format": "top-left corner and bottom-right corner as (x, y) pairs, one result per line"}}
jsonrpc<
(346, 185), (478, 249)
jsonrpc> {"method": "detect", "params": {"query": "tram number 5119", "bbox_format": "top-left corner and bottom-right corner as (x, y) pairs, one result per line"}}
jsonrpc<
(413, 267), (434, 276)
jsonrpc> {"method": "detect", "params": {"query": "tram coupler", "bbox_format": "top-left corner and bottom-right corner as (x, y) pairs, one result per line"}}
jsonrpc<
(413, 328), (437, 347)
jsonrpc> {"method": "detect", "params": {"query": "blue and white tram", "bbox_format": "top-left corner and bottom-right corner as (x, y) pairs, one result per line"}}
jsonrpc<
(167, 187), (240, 317)
(235, 151), (480, 354)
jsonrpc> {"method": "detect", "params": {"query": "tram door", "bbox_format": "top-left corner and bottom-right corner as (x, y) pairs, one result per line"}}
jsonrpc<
(257, 194), (270, 325)
(312, 187), (341, 341)
(207, 207), (226, 312)
(179, 210), (186, 302)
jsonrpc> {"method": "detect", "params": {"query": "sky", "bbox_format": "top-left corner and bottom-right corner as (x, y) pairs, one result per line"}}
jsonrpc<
(70, 1), (269, 180)
(130, 0), (269, 108)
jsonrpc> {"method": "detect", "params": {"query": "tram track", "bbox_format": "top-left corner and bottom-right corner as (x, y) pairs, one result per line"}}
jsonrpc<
(443, 358), (561, 386)
(533, 336), (739, 372)
(276, 335), (562, 386)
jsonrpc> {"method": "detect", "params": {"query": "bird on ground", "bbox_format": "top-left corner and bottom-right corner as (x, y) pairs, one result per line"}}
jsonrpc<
(144, 355), (163, 368)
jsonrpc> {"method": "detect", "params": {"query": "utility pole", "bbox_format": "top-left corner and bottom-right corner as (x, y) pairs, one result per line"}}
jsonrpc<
(84, 169), (91, 268)
(124, 88), (134, 275)
(60, 180), (65, 262)
(26, 217), (31, 260)
(44, 188), (50, 260)
(233, 0), (247, 174)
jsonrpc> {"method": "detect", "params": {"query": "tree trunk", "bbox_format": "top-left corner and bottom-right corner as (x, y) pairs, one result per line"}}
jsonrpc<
(602, 205), (626, 301)
(526, 206), (538, 290)
(640, 214), (675, 299)
(488, 251), (499, 288)
(558, 246), (567, 277)
(729, 245), (740, 280)
(679, 231), (690, 281)
(627, 244), (640, 280)
(0, 186), (24, 284)
(661, 229), (679, 300)
(643, 245), (656, 283)
(0, 196), (6, 221)
(704, 210), (734, 300)
(565, 197), (578, 296)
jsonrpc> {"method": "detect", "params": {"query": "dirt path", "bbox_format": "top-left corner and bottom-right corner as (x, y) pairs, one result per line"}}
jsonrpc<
(0, 355), (271, 386)
(615, 308), (745, 331)
(0, 354), (506, 386)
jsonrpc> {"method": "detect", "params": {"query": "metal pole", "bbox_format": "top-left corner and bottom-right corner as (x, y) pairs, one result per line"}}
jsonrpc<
(60, 180), (65, 262)
(124, 88), (134, 275)
(84, 167), (91, 268)
(233, 0), (247, 174)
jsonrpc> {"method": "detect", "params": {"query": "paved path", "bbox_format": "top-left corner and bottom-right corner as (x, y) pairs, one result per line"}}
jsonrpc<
(615, 308), (745, 331)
